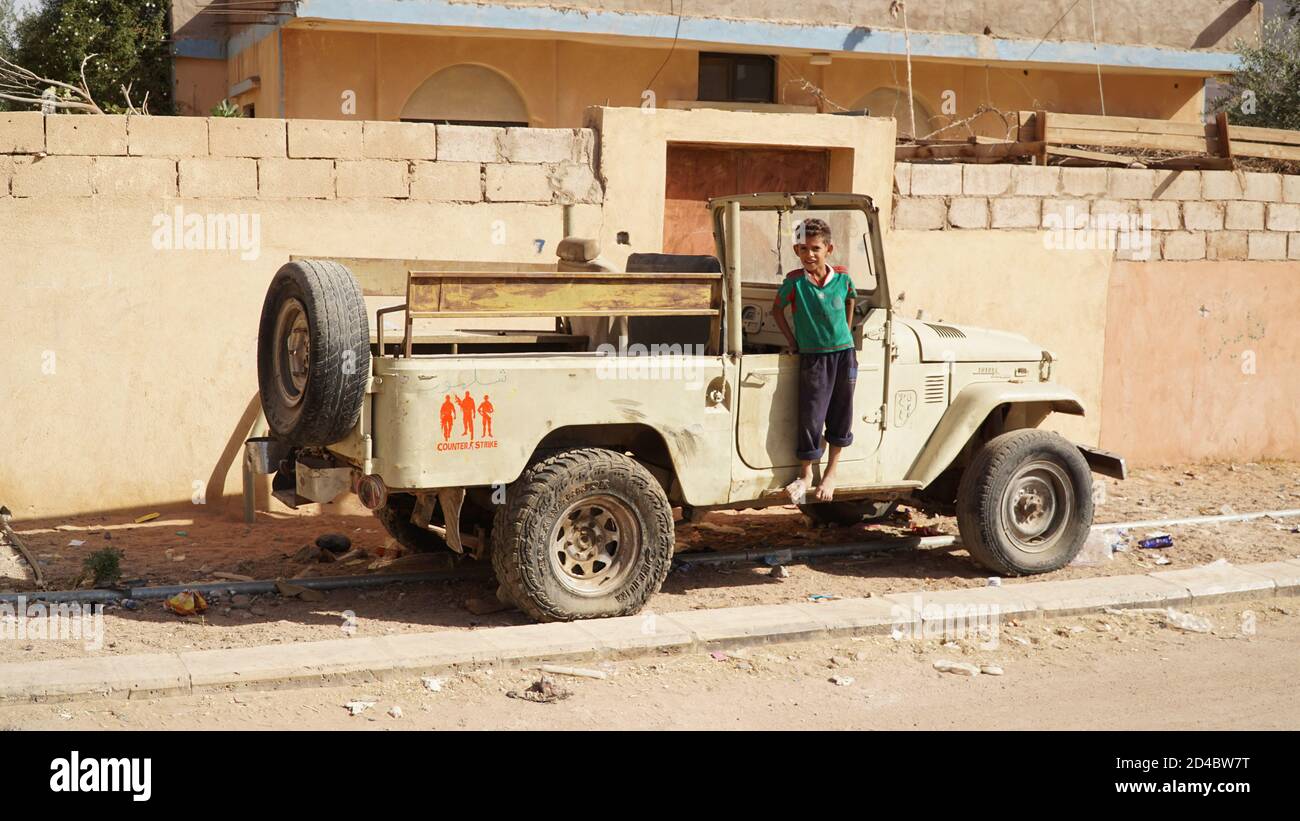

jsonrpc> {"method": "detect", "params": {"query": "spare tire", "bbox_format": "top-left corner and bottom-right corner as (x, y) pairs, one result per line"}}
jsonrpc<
(257, 260), (370, 446)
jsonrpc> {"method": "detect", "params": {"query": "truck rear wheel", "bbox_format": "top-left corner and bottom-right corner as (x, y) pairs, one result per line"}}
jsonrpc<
(955, 429), (1093, 575)
(492, 448), (675, 622)
(257, 260), (370, 447)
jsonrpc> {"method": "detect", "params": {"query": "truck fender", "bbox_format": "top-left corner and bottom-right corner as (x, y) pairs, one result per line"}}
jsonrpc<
(905, 382), (1086, 488)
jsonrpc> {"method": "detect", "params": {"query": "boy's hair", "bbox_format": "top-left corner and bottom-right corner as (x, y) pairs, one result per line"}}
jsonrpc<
(793, 218), (832, 246)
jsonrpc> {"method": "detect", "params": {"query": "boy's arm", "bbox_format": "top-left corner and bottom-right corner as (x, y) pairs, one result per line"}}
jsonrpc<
(844, 296), (856, 328)
(772, 290), (798, 353)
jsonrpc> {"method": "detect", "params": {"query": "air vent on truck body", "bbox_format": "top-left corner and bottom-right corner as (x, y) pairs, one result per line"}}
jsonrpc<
(924, 323), (966, 339)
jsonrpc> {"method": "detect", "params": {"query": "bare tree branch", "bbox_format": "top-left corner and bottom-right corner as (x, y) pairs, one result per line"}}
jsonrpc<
(0, 52), (103, 114)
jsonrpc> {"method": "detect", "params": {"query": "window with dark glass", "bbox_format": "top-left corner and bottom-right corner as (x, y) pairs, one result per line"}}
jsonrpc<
(698, 53), (776, 104)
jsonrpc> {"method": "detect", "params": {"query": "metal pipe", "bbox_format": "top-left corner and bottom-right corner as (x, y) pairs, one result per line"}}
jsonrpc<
(679, 534), (956, 567)
(0, 566), (493, 605)
(1092, 508), (1300, 531)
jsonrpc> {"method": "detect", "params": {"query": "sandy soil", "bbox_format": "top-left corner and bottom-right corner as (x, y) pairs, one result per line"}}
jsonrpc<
(1, 461), (1297, 664)
(3, 598), (1296, 730)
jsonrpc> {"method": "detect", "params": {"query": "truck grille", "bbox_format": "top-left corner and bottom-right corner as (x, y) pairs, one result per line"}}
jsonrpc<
(924, 374), (947, 404)
(924, 323), (966, 339)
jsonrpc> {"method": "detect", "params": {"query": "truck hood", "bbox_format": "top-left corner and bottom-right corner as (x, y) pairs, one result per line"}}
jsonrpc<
(895, 318), (1044, 363)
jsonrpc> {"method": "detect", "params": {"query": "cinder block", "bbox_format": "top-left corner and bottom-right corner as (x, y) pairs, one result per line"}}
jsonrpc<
(336, 159), (409, 198)
(258, 158), (334, 198)
(47, 114), (127, 155)
(361, 120), (436, 160)
(893, 198), (946, 230)
(1060, 167), (1108, 196)
(410, 161), (482, 202)
(1283, 175), (1300, 204)
(502, 127), (581, 163)
(1106, 168), (1157, 199)
(1183, 201), (1223, 231)
(485, 163), (552, 202)
(179, 158), (257, 198)
(790, 597), (905, 635)
(1206, 230), (1248, 260)
(10, 155), (93, 196)
(1248, 231), (1287, 260)
(668, 604), (827, 645)
(288, 119), (362, 159)
(1152, 169), (1200, 200)
(1041, 198), (1089, 229)
(1291, 233), (1300, 261)
(1242, 171), (1282, 202)
(128, 116), (208, 156)
(1202, 170), (1244, 200)
(909, 163), (962, 196)
(1090, 199), (1133, 220)
(1149, 562), (1275, 603)
(1225, 200), (1264, 231)
(990, 197), (1040, 228)
(209, 117), (286, 158)
(548, 162), (602, 204)
(0, 156), (13, 195)
(893, 163), (911, 196)
(182, 639), (397, 688)
(1163, 231), (1206, 260)
(0, 112), (45, 153)
(961, 164), (1011, 196)
(1015, 574), (1191, 616)
(947, 197), (989, 228)
(1136, 200), (1180, 231)
(1266, 203), (1300, 232)
(437, 125), (504, 163)
(93, 156), (177, 197)
(0, 654), (190, 702)
(572, 612), (695, 656)
(1009, 165), (1059, 196)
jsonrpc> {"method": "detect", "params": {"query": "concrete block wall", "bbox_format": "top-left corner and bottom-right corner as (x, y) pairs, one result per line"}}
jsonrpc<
(0, 112), (602, 205)
(893, 163), (1300, 261)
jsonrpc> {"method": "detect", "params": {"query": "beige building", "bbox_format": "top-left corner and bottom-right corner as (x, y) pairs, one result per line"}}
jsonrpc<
(171, 1), (1257, 133)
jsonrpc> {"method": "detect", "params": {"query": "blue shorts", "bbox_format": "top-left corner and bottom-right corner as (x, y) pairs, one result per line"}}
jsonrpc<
(797, 348), (856, 461)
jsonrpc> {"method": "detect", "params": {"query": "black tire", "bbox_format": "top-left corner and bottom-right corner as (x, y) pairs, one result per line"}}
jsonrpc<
(257, 260), (370, 447)
(491, 448), (675, 622)
(374, 493), (449, 554)
(799, 500), (896, 527)
(955, 429), (1093, 576)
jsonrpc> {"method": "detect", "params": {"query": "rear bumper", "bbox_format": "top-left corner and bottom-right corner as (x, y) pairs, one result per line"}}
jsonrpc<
(1078, 444), (1127, 481)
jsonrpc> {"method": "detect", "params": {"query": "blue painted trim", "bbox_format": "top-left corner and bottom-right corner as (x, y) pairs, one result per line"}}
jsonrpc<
(296, 0), (1241, 74)
(172, 37), (226, 60)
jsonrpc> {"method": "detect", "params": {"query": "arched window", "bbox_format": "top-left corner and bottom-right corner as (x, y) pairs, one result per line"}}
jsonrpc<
(399, 64), (529, 127)
(852, 87), (935, 140)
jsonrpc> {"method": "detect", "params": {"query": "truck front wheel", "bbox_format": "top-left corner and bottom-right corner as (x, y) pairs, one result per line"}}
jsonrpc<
(955, 430), (1093, 575)
(492, 448), (675, 622)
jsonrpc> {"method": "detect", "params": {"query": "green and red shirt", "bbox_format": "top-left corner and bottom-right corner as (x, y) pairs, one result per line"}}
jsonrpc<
(776, 265), (857, 353)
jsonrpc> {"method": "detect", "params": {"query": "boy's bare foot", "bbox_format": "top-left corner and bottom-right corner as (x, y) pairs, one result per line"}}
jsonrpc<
(785, 478), (808, 504)
(814, 477), (837, 502)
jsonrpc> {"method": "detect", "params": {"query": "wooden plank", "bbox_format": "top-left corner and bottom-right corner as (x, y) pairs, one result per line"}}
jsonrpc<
(1227, 124), (1300, 147)
(1215, 111), (1233, 160)
(1046, 145), (1140, 166)
(1228, 140), (1300, 161)
(895, 140), (1043, 161)
(1148, 155), (1235, 170)
(1044, 126), (1214, 153)
(406, 272), (722, 318)
(1020, 110), (1210, 138)
(1034, 109), (1048, 165)
(291, 256), (556, 296)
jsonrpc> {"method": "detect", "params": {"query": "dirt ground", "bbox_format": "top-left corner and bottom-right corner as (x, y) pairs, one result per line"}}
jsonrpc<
(2, 597), (1296, 730)
(1, 461), (1297, 665)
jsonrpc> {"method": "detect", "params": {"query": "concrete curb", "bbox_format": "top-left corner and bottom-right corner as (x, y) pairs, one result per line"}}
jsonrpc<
(2, 559), (1297, 703)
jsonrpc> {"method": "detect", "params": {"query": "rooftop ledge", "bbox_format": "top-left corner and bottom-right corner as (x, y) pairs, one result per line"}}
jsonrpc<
(274, 0), (1240, 75)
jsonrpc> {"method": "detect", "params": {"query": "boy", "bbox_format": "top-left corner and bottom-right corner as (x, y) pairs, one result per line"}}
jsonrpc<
(771, 218), (857, 503)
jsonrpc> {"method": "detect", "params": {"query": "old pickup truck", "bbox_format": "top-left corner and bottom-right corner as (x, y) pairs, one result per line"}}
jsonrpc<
(246, 192), (1124, 622)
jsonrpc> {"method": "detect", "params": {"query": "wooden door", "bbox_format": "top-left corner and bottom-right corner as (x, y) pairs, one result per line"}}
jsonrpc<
(663, 145), (830, 256)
